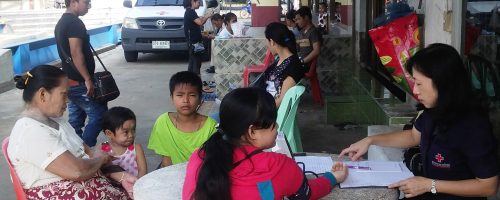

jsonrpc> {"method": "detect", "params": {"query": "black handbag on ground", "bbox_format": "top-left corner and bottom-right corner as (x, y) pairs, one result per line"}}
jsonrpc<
(89, 44), (120, 103)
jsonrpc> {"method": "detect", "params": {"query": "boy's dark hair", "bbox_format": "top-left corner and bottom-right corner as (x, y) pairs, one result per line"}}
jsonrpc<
(319, 2), (327, 8)
(102, 106), (136, 134)
(286, 10), (296, 20)
(192, 88), (277, 200)
(211, 13), (223, 21)
(169, 71), (203, 97)
(296, 6), (312, 20)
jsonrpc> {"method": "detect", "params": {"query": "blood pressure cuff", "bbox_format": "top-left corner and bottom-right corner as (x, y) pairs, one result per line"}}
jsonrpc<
(101, 165), (125, 174)
(287, 175), (311, 200)
(100, 165), (126, 187)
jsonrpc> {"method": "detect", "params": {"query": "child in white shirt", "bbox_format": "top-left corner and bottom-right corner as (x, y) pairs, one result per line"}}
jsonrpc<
(318, 2), (328, 34)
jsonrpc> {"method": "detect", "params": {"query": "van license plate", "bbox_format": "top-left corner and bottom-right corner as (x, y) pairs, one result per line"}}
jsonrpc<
(152, 41), (170, 49)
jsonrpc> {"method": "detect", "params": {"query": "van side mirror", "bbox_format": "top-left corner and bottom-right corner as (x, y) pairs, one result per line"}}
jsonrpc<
(123, 0), (132, 8)
(207, 0), (218, 8)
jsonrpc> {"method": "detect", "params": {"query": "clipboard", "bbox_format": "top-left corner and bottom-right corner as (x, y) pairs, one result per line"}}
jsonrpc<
(339, 161), (414, 188)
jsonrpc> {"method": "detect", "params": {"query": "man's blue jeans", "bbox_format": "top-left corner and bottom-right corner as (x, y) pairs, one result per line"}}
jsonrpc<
(68, 84), (107, 147)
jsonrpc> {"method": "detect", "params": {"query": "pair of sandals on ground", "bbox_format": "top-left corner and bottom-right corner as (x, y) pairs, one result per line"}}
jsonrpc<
(202, 80), (216, 93)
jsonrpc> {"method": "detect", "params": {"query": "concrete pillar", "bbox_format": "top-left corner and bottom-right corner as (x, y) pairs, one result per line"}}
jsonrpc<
(423, 0), (463, 52)
(300, 0), (308, 7)
(251, 0), (281, 27)
(423, 0), (452, 46)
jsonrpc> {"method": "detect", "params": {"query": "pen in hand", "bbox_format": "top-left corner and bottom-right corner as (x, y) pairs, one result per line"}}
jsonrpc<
(347, 165), (371, 170)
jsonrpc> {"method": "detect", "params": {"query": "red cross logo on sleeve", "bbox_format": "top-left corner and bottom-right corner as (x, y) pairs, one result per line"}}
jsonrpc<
(435, 153), (444, 163)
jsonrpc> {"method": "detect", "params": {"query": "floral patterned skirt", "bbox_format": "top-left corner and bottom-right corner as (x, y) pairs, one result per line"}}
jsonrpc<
(25, 174), (131, 200)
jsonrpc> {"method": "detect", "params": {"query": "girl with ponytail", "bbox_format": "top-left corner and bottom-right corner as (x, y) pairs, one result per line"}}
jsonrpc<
(254, 22), (307, 107)
(218, 12), (238, 38)
(182, 87), (347, 200)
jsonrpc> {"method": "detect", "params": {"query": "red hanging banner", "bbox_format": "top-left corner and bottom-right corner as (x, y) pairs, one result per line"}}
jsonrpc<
(369, 12), (420, 98)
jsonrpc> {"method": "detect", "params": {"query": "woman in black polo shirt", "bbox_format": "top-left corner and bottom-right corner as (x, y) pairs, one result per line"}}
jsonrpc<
(339, 43), (498, 199)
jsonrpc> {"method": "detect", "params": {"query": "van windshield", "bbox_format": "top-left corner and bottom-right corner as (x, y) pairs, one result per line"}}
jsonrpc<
(136, 0), (182, 6)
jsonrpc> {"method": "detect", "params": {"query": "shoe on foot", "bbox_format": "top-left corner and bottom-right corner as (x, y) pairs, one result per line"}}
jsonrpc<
(205, 66), (215, 73)
(208, 81), (216, 88)
(202, 81), (214, 93)
(203, 86), (215, 93)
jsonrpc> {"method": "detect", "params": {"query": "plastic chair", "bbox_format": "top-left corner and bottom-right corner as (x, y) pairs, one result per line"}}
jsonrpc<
(2, 137), (28, 200)
(276, 85), (305, 153)
(242, 49), (275, 87)
(465, 54), (500, 101)
(305, 59), (324, 105)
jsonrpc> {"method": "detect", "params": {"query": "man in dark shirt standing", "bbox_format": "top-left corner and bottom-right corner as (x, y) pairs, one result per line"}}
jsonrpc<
(55, 0), (107, 147)
(183, 0), (213, 75)
(295, 6), (321, 65)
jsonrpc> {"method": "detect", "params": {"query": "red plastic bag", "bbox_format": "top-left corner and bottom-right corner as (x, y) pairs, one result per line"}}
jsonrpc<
(369, 12), (420, 98)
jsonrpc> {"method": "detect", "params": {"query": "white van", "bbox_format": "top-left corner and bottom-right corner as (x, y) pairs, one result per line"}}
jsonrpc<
(121, 0), (212, 62)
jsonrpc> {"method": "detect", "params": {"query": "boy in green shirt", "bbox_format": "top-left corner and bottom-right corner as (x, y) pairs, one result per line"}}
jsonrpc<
(148, 71), (217, 167)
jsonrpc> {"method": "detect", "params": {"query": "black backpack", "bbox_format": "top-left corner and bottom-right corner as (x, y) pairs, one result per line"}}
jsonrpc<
(404, 146), (424, 176)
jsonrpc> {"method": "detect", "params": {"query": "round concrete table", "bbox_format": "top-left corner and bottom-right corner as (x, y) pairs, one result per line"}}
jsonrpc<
(133, 157), (399, 200)
(134, 162), (188, 200)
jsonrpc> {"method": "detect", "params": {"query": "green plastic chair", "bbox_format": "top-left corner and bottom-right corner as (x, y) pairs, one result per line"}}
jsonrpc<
(466, 54), (500, 100)
(465, 54), (500, 101)
(276, 85), (305, 153)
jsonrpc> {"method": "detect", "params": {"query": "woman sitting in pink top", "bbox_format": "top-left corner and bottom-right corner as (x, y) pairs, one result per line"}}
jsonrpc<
(182, 87), (348, 200)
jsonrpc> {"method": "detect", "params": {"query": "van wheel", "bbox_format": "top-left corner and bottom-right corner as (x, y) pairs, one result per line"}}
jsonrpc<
(124, 51), (138, 62)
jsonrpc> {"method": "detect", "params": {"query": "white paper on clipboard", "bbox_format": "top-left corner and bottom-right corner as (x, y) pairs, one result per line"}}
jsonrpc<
(340, 161), (414, 188)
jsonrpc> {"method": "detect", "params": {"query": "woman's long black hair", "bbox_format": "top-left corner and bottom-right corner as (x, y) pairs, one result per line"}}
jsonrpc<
(265, 22), (297, 55)
(192, 87), (277, 200)
(406, 43), (488, 129)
